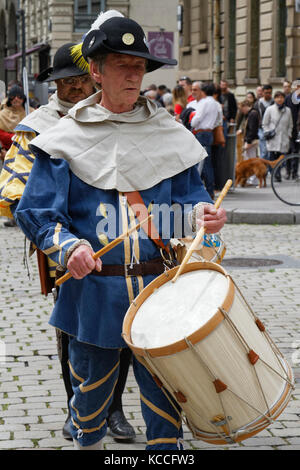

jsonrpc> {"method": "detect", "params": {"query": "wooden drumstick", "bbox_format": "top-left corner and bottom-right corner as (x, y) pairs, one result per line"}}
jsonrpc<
(55, 215), (153, 287)
(172, 179), (232, 283)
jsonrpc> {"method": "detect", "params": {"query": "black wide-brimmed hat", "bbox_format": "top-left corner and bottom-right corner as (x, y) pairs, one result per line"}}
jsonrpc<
(81, 17), (177, 73)
(37, 43), (89, 82)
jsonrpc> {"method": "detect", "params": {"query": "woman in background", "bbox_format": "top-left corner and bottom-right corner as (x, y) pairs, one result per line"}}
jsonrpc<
(0, 86), (27, 153)
(172, 85), (187, 122)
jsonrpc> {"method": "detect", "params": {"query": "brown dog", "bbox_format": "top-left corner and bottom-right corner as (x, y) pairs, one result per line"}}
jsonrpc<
(235, 155), (285, 188)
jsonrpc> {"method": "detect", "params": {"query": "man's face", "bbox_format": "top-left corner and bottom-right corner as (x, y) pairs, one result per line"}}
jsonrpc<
(90, 53), (146, 113)
(178, 79), (188, 90)
(283, 82), (291, 95)
(220, 81), (228, 92)
(55, 74), (94, 104)
(191, 84), (202, 101)
(256, 86), (263, 98)
(263, 88), (273, 102)
(179, 79), (192, 97)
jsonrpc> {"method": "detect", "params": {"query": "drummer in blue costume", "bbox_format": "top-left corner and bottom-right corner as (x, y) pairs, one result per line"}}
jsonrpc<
(16, 10), (227, 450)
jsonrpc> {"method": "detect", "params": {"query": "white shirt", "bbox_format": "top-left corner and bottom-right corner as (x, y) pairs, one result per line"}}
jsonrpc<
(187, 99), (202, 112)
(191, 96), (220, 131)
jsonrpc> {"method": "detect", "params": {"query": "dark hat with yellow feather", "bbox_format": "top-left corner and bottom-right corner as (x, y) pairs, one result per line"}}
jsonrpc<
(37, 43), (89, 82)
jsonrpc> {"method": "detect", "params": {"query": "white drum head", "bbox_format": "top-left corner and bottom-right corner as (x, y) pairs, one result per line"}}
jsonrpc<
(131, 269), (228, 348)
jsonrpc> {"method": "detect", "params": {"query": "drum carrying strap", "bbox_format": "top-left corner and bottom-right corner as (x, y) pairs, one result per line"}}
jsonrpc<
(124, 191), (173, 261)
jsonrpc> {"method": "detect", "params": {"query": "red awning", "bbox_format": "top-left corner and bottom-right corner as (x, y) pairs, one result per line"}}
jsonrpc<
(4, 43), (49, 70)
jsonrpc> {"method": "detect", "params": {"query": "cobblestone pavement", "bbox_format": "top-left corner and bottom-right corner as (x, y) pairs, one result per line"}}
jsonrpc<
(0, 223), (299, 450)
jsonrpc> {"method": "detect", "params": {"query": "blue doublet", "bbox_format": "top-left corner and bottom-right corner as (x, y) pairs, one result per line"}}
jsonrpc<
(16, 150), (212, 348)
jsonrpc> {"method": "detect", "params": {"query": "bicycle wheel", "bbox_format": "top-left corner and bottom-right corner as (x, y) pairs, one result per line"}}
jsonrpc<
(271, 154), (300, 206)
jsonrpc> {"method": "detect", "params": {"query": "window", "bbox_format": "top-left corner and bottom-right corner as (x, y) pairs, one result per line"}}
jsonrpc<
(182, 0), (191, 48)
(276, 0), (287, 77)
(74, 0), (106, 32)
(199, 0), (208, 45)
(225, 0), (236, 80)
(247, 0), (260, 79)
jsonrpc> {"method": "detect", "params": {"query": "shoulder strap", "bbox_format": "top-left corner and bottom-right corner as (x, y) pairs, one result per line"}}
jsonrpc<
(124, 191), (170, 253)
(274, 108), (285, 131)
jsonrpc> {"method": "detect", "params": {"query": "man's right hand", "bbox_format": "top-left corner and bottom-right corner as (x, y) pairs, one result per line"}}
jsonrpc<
(67, 245), (102, 279)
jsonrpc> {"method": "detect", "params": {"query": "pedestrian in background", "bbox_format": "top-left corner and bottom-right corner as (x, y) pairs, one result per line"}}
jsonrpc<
(0, 80), (23, 110)
(187, 81), (202, 112)
(246, 91), (257, 106)
(172, 84), (187, 121)
(190, 82), (220, 199)
(235, 99), (260, 186)
(238, 100), (259, 160)
(178, 76), (194, 103)
(262, 91), (293, 182)
(0, 86), (27, 152)
(254, 84), (274, 160)
(161, 92), (174, 115)
(156, 84), (168, 107)
(219, 79), (237, 137)
(256, 85), (263, 101)
(283, 80), (292, 97)
(284, 79), (300, 179)
(144, 89), (163, 107)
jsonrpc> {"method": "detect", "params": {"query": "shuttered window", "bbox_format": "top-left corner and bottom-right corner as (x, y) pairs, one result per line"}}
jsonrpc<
(276, 0), (287, 77)
(227, 0), (236, 80)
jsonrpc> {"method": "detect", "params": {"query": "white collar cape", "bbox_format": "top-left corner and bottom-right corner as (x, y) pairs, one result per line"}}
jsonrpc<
(17, 92), (73, 134)
(30, 90), (207, 192)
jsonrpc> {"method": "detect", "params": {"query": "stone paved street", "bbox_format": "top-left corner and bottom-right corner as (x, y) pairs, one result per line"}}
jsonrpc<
(0, 223), (299, 450)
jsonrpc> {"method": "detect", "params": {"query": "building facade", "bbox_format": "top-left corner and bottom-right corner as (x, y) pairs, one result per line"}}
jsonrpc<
(178, 0), (300, 98)
(0, 0), (178, 92)
(2, 1), (300, 99)
(0, 0), (18, 84)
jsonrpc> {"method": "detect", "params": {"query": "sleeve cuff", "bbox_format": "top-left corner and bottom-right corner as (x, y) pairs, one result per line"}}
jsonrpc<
(188, 202), (214, 233)
(64, 239), (93, 267)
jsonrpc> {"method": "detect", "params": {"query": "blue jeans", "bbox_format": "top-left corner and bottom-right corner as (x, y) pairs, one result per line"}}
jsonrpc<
(195, 131), (214, 198)
(68, 337), (183, 450)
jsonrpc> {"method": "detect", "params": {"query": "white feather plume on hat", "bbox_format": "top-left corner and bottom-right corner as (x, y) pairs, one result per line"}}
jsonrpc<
(88, 9), (124, 34)
(70, 10), (124, 72)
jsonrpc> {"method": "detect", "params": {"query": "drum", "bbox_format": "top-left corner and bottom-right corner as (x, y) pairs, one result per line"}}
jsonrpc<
(171, 233), (226, 265)
(122, 262), (294, 445)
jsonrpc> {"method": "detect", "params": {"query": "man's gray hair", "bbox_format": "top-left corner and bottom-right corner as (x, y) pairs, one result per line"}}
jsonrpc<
(162, 92), (173, 106)
(192, 81), (202, 89)
(89, 53), (109, 73)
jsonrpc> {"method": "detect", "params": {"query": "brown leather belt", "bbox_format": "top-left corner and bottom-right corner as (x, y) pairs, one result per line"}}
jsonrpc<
(193, 128), (213, 135)
(90, 257), (168, 277)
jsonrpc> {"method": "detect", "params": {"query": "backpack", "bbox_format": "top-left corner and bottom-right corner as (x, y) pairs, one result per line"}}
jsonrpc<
(180, 107), (195, 131)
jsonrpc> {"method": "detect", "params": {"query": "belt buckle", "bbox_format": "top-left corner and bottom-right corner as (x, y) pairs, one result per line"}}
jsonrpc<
(125, 263), (135, 277)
